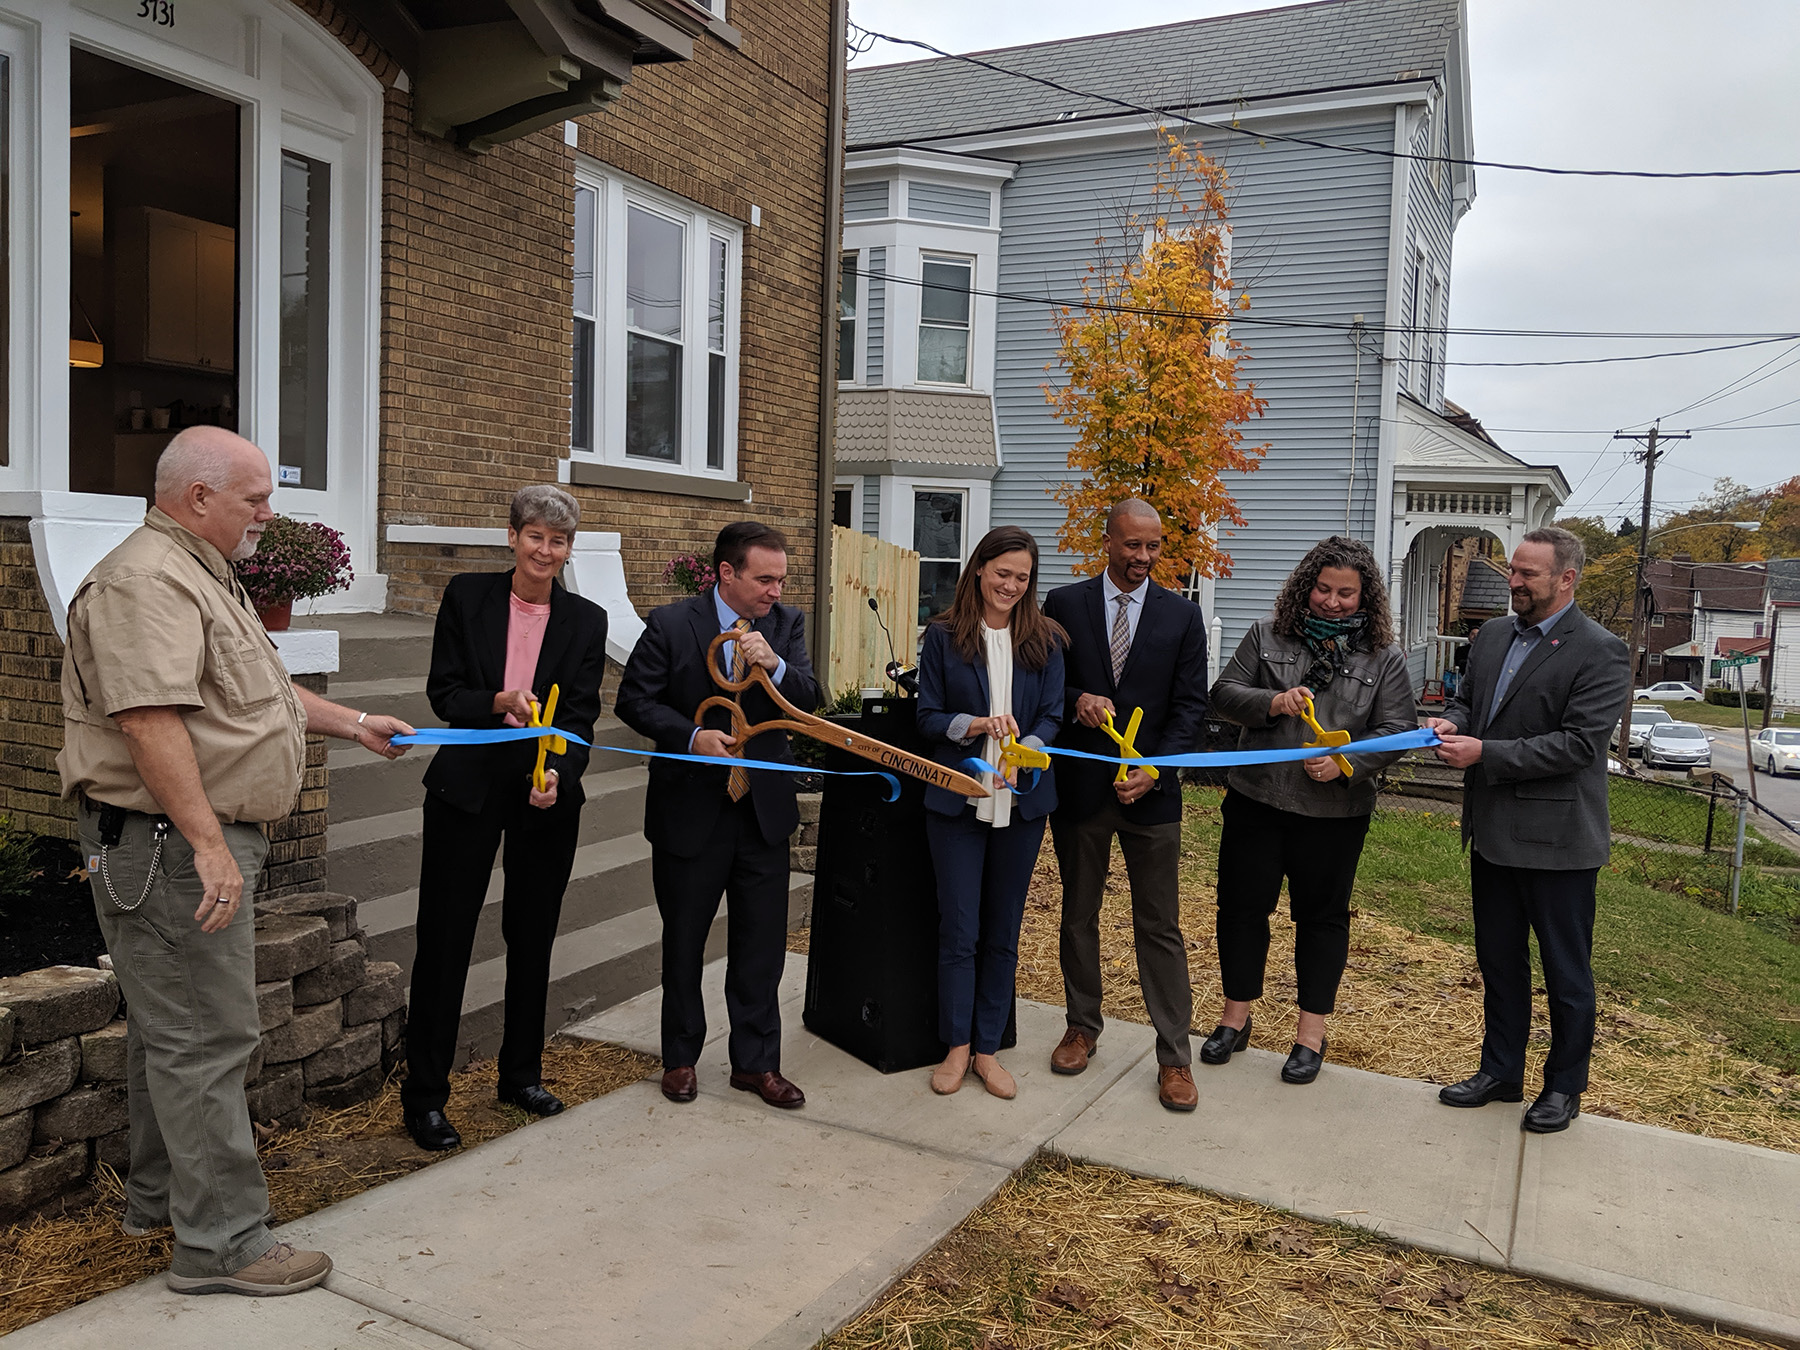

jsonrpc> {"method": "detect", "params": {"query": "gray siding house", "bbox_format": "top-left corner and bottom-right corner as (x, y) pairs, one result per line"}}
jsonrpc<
(835, 0), (1568, 687)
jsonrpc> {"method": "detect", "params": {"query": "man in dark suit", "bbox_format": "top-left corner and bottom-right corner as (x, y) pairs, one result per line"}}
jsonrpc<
(1428, 526), (1630, 1134)
(1042, 500), (1210, 1112)
(616, 521), (820, 1109)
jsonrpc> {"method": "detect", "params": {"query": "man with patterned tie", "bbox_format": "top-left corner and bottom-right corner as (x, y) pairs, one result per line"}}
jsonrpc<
(616, 522), (820, 1108)
(1041, 500), (1211, 1111)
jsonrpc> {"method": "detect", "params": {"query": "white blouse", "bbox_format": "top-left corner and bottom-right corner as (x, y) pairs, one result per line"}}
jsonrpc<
(976, 623), (1014, 829)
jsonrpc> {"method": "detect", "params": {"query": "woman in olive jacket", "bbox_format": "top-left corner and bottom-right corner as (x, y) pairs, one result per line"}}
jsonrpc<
(1202, 536), (1416, 1085)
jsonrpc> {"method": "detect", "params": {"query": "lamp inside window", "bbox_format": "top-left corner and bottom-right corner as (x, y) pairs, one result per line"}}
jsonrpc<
(70, 292), (104, 368)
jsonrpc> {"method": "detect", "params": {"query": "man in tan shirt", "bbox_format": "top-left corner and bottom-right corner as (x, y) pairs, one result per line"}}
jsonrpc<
(59, 426), (413, 1296)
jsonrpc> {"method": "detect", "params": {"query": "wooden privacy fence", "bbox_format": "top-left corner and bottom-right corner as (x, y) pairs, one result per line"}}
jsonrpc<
(828, 525), (920, 699)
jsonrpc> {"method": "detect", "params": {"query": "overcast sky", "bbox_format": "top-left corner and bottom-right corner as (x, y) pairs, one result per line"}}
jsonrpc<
(848, 0), (1800, 528)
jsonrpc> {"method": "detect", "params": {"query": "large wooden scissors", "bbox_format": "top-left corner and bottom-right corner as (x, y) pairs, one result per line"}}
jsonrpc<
(696, 630), (988, 798)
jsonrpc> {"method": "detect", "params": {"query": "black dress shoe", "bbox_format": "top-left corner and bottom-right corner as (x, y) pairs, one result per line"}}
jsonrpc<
(1198, 1016), (1252, 1066)
(1523, 1090), (1580, 1133)
(1438, 1072), (1525, 1108)
(499, 1084), (565, 1116)
(403, 1109), (462, 1151)
(1280, 1037), (1327, 1085)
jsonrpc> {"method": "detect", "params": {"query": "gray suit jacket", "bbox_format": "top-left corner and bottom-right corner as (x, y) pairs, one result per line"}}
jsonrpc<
(1441, 604), (1630, 870)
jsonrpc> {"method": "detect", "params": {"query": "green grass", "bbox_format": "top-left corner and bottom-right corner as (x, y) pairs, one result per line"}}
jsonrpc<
(1182, 787), (1800, 1075)
(1607, 775), (1799, 866)
(1635, 697), (1774, 730)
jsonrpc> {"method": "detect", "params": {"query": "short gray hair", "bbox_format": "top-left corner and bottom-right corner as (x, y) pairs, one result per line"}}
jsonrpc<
(510, 484), (580, 537)
(1522, 525), (1585, 578)
(154, 427), (241, 500)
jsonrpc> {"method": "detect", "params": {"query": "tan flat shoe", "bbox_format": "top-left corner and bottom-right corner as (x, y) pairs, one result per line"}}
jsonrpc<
(932, 1047), (971, 1095)
(972, 1054), (1016, 1100)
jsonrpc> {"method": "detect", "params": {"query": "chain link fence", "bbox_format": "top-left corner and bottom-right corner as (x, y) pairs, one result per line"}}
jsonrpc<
(1381, 750), (1800, 930)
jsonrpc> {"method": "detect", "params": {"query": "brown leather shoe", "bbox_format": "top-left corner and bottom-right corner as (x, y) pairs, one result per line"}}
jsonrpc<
(1158, 1064), (1199, 1113)
(1050, 1027), (1097, 1075)
(661, 1066), (698, 1103)
(729, 1069), (805, 1109)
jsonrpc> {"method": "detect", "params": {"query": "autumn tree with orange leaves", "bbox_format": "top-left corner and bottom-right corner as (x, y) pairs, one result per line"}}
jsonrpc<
(1047, 135), (1268, 586)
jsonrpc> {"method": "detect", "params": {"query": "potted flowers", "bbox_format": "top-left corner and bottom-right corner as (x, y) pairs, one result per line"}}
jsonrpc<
(662, 551), (716, 596)
(234, 516), (355, 631)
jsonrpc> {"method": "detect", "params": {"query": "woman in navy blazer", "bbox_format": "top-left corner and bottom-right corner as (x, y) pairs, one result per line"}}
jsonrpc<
(917, 525), (1066, 1100)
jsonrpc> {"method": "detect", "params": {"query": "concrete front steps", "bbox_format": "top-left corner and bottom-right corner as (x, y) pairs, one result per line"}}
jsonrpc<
(296, 609), (813, 1067)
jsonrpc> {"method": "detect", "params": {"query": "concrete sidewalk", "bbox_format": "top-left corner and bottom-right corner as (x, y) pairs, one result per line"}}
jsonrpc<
(11, 955), (1800, 1348)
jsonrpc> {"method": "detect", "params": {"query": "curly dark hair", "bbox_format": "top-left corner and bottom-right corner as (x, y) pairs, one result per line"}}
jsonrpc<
(1270, 536), (1396, 649)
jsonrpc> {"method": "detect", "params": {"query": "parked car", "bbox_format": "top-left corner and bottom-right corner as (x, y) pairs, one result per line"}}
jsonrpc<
(1616, 705), (1674, 755)
(1635, 681), (1702, 702)
(1643, 721), (1713, 770)
(1751, 727), (1800, 777)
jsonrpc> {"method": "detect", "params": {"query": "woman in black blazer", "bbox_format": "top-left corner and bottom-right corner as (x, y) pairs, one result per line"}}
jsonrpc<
(400, 485), (608, 1151)
(916, 525), (1065, 1101)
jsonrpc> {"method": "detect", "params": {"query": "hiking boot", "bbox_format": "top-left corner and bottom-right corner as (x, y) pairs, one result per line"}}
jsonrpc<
(167, 1241), (332, 1296)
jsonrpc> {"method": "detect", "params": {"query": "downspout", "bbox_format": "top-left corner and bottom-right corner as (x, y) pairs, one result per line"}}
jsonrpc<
(1345, 315), (1364, 535)
(812, 0), (849, 680)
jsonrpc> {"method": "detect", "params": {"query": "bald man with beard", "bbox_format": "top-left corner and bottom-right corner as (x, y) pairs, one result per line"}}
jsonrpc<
(58, 427), (414, 1295)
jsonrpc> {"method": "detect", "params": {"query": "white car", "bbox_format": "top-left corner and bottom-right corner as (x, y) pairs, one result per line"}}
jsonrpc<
(1634, 681), (1702, 702)
(1619, 705), (1673, 755)
(1751, 727), (1800, 777)
(1643, 721), (1712, 770)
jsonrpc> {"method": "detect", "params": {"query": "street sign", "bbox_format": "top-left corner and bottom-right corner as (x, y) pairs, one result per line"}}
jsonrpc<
(1718, 653), (1759, 669)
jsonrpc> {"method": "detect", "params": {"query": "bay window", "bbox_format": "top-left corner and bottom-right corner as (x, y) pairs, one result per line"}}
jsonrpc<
(917, 255), (971, 385)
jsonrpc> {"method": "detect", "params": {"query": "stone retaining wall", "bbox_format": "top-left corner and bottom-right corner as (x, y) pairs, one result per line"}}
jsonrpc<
(0, 891), (405, 1223)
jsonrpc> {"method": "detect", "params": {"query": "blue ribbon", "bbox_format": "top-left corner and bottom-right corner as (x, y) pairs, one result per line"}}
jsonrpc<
(961, 726), (1441, 782)
(387, 725), (902, 802)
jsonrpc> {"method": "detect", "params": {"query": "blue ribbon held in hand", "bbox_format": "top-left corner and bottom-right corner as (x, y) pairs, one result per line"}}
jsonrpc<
(388, 725), (903, 802)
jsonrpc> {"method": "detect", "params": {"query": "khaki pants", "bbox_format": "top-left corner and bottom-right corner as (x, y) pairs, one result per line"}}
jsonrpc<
(79, 803), (276, 1278)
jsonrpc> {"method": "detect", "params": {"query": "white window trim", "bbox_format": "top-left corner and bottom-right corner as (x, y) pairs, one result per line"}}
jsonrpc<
(831, 475), (862, 531)
(837, 247), (860, 387)
(0, 3), (385, 604)
(572, 157), (742, 483)
(914, 251), (975, 389)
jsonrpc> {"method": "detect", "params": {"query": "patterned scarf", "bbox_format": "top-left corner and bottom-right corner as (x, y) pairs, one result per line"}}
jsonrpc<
(1297, 611), (1370, 690)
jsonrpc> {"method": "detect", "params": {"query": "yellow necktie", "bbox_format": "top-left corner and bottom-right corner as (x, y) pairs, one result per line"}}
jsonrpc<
(727, 618), (751, 801)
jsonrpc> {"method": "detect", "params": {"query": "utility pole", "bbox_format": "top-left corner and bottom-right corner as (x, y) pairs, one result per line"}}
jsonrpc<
(1613, 424), (1691, 766)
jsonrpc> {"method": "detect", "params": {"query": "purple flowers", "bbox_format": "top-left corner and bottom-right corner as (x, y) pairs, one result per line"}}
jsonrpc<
(662, 551), (716, 596)
(234, 516), (355, 607)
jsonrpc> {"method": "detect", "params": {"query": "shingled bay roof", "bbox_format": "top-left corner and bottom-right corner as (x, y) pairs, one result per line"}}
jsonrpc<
(847, 0), (1462, 147)
(836, 389), (999, 472)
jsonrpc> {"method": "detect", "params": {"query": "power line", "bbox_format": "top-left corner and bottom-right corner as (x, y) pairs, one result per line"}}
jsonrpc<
(846, 267), (1800, 367)
(849, 24), (1800, 180)
(1660, 339), (1800, 420)
(1694, 393), (1800, 430)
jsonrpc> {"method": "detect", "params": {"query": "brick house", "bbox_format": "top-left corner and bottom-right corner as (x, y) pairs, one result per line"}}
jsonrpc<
(0, 0), (847, 871)
(1644, 557), (1769, 689)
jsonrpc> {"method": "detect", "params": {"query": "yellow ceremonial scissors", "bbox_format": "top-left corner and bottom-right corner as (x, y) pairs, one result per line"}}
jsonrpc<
(527, 684), (567, 793)
(1298, 695), (1354, 779)
(996, 733), (1050, 782)
(1099, 707), (1160, 784)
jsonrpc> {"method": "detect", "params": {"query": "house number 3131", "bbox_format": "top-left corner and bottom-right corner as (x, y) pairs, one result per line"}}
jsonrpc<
(137, 0), (175, 27)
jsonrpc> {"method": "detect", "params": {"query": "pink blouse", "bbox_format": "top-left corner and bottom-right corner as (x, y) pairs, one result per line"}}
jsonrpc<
(501, 592), (552, 726)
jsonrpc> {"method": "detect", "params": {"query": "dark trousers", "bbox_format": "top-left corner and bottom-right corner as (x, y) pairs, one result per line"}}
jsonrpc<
(1052, 802), (1192, 1066)
(1214, 790), (1372, 1015)
(402, 791), (580, 1115)
(926, 806), (1047, 1054)
(1470, 849), (1597, 1095)
(653, 794), (791, 1073)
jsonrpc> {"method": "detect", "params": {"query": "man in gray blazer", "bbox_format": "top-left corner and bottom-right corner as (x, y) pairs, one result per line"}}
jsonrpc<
(1426, 527), (1630, 1133)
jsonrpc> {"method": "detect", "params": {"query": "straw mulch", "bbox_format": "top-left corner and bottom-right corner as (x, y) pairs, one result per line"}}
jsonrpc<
(821, 1152), (1775, 1349)
(0, 1036), (656, 1336)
